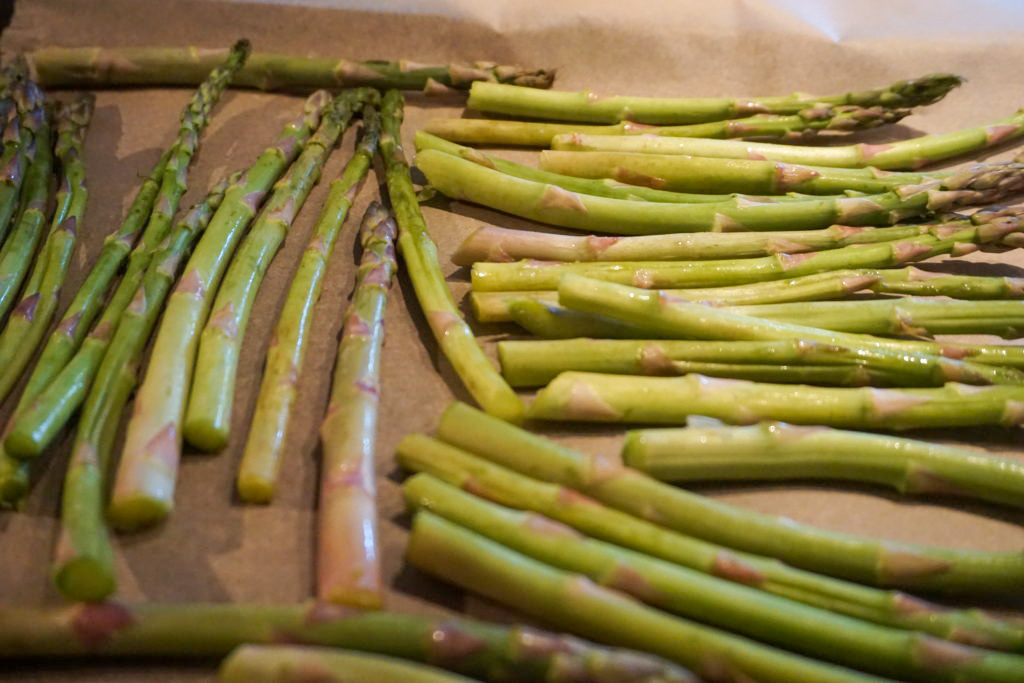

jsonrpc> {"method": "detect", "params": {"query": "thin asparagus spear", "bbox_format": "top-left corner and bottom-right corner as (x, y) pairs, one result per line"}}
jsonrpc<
(624, 422), (1024, 510)
(409, 511), (883, 683)
(0, 94), (94, 403)
(54, 173), (236, 602)
(398, 428), (1024, 650)
(29, 46), (555, 91)
(423, 104), (911, 146)
(466, 75), (961, 124)
(380, 90), (522, 422)
(219, 645), (478, 683)
(437, 401), (1024, 593)
(0, 602), (696, 683)
(316, 202), (397, 606)
(871, 267), (1024, 299)
(405, 474), (1024, 682)
(109, 91), (330, 528)
(3, 40), (251, 461)
(417, 148), (1024, 234)
(550, 108), (1024, 169)
(0, 94), (25, 247)
(237, 108), (379, 504)
(184, 88), (371, 453)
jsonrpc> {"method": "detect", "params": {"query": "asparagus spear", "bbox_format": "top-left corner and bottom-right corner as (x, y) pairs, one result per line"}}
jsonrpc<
(409, 511), (884, 683)
(0, 602), (696, 682)
(380, 90), (522, 422)
(237, 108), (380, 503)
(185, 88), (372, 453)
(315, 202), (397, 606)
(417, 148), (1024, 234)
(3, 40), (250, 461)
(0, 90), (25, 247)
(399, 428), (1024, 649)
(54, 173), (236, 601)
(424, 104), (910, 147)
(405, 474), (1024, 681)
(436, 401), (1024, 593)
(109, 91), (331, 528)
(624, 422), (1024, 510)
(0, 93), (94, 404)
(870, 267), (1024, 299)
(220, 645), (479, 683)
(550, 108), (1024, 169)
(466, 74), (961, 124)
(29, 46), (555, 91)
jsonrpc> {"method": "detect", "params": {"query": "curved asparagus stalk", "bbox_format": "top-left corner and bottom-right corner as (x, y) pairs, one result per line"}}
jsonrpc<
(0, 602), (696, 683)
(220, 645), (479, 683)
(315, 202), (397, 606)
(624, 422), (1024, 511)
(237, 108), (380, 504)
(28, 46), (555, 91)
(405, 474), (1024, 681)
(551, 108), (1024, 170)
(184, 88), (372, 453)
(438, 401), (1024, 593)
(466, 74), (960, 124)
(417, 148), (1024, 234)
(380, 90), (522, 422)
(410, 511), (884, 683)
(54, 173), (235, 601)
(399, 428), (1024, 650)
(109, 92), (330, 529)
(0, 93), (94, 404)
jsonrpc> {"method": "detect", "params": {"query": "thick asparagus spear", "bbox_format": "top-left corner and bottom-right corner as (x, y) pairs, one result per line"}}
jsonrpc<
(237, 109), (379, 504)
(185, 88), (372, 453)
(3, 40), (250, 461)
(409, 511), (883, 683)
(29, 46), (555, 91)
(316, 202), (397, 606)
(109, 92), (330, 528)
(551, 108), (1024, 169)
(466, 75), (960, 124)
(436, 401), (1024, 593)
(423, 104), (910, 146)
(624, 422), (1024, 510)
(398, 428), (1024, 649)
(54, 173), (235, 601)
(405, 474), (1024, 681)
(219, 645), (478, 683)
(0, 602), (696, 683)
(0, 93), (94, 403)
(380, 90), (522, 422)
(417, 148), (1024, 234)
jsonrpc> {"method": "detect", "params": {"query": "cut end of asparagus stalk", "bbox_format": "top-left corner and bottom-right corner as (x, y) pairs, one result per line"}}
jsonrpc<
(107, 494), (172, 533)
(51, 556), (115, 604)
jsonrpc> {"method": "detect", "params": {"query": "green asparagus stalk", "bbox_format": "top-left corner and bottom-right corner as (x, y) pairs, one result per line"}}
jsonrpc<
(405, 473), (1024, 681)
(423, 104), (911, 146)
(398, 428), (1024, 650)
(417, 148), (1024, 234)
(316, 202), (397, 606)
(550, 108), (1024, 169)
(409, 511), (884, 683)
(623, 422), (1024, 511)
(219, 645), (478, 683)
(436, 401), (1024, 593)
(109, 91), (330, 529)
(0, 602), (696, 682)
(184, 88), (372, 453)
(380, 90), (522, 422)
(237, 107), (380, 504)
(0, 93), (94, 404)
(54, 172), (236, 601)
(3, 40), (250, 461)
(0, 95), (25, 247)
(870, 267), (1024, 299)
(29, 46), (555, 91)
(466, 74), (961, 124)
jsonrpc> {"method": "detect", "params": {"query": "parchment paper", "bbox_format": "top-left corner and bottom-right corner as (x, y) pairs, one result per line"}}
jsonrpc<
(3, 0), (1024, 680)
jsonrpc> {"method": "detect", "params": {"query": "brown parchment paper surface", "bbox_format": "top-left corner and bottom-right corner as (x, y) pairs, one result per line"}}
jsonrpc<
(4, 0), (1024, 679)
